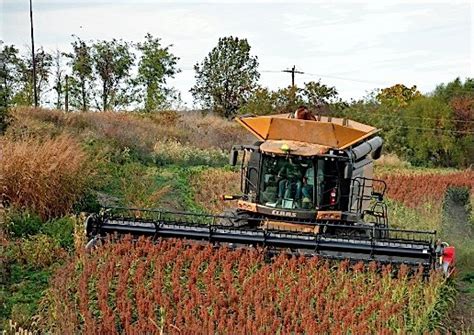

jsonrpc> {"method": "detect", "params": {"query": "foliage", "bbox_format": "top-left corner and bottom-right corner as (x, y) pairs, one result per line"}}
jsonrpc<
(376, 84), (421, 108)
(403, 97), (456, 166)
(5, 211), (43, 238)
(7, 234), (66, 269)
(1, 42), (23, 109)
(14, 48), (53, 106)
(136, 33), (180, 112)
(273, 85), (304, 113)
(40, 217), (75, 250)
(0, 135), (92, 220)
(239, 81), (342, 116)
(64, 36), (94, 111)
(40, 238), (451, 334)
(92, 39), (135, 111)
(238, 87), (278, 116)
(0, 264), (52, 331)
(1, 42), (53, 107)
(0, 105), (9, 135)
(341, 78), (474, 168)
(302, 80), (340, 108)
(191, 36), (260, 118)
(433, 77), (474, 103)
(51, 50), (65, 109)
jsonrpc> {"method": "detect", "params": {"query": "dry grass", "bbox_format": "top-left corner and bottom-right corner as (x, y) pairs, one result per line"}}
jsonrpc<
(0, 135), (91, 220)
(375, 153), (409, 168)
(190, 168), (241, 214)
(8, 108), (254, 158)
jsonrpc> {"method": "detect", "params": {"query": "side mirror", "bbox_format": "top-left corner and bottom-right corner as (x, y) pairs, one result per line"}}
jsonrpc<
(229, 149), (238, 166)
(371, 145), (383, 160)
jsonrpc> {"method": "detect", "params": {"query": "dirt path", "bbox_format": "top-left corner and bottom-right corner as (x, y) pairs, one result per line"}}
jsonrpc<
(449, 278), (473, 333)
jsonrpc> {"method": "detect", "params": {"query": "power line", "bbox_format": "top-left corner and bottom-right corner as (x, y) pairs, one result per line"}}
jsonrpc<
(343, 110), (474, 124)
(180, 66), (474, 94)
(344, 112), (474, 133)
(379, 126), (473, 135)
(303, 72), (388, 86)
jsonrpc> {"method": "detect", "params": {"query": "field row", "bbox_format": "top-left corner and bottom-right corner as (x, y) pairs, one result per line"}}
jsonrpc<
(41, 238), (449, 334)
(378, 170), (473, 208)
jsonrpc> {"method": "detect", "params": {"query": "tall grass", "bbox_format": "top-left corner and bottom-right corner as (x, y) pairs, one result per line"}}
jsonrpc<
(0, 135), (91, 220)
(190, 168), (240, 214)
(8, 108), (253, 164)
(153, 141), (227, 166)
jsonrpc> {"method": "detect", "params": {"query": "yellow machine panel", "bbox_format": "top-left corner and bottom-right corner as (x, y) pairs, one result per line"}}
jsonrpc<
(236, 114), (379, 150)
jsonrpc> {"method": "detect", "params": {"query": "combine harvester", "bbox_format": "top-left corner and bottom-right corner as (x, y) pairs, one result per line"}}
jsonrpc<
(86, 113), (455, 274)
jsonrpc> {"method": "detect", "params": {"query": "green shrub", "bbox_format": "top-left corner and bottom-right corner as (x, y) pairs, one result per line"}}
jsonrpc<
(6, 211), (43, 238)
(9, 234), (66, 269)
(444, 186), (471, 207)
(5, 211), (75, 251)
(41, 217), (75, 250)
(73, 189), (101, 214)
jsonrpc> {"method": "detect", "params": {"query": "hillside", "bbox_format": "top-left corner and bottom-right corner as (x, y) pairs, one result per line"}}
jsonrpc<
(1, 108), (473, 333)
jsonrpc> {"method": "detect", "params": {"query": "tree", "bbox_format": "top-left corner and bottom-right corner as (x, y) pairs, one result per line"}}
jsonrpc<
(274, 86), (304, 113)
(65, 36), (94, 111)
(11, 47), (52, 106)
(52, 49), (64, 109)
(376, 84), (421, 108)
(238, 87), (278, 115)
(0, 42), (23, 108)
(302, 80), (338, 107)
(433, 77), (474, 102)
(34, 48), (53, 104)
(239, 81), (341, 116)
(92, 39), (135, 111)
(191, 36), (260, 118)
(404, 97), (455, 166)
(136, 33), (180, 112)
(0, 41), (22, 132)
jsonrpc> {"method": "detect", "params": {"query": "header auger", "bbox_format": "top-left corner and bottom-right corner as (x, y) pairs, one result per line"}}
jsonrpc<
(86, 112), (455, 275)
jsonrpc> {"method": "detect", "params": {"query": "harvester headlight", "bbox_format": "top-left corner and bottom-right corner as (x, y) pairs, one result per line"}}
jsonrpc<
(281, 143), (290, 152)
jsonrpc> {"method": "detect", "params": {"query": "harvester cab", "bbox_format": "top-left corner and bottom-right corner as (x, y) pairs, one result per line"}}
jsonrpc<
(85, 112), (455, 276)
(228, 114), (387, 235)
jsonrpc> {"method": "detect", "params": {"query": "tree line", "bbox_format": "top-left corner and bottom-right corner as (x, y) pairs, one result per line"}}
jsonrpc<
(1, 35), (473, 168)
(1, 34), (179, 113)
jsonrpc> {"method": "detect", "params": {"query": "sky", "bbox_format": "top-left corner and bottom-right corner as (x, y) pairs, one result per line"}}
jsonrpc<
(1, 0), (473, 107)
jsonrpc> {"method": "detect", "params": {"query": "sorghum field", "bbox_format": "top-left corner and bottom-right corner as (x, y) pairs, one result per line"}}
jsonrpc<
(41, 238), (450, 334)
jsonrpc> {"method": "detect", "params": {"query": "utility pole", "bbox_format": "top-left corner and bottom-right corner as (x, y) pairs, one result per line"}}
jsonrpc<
(282, 65), (304, 88)
(29, 0), (38, 107)
(65, 75), (69, 112)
